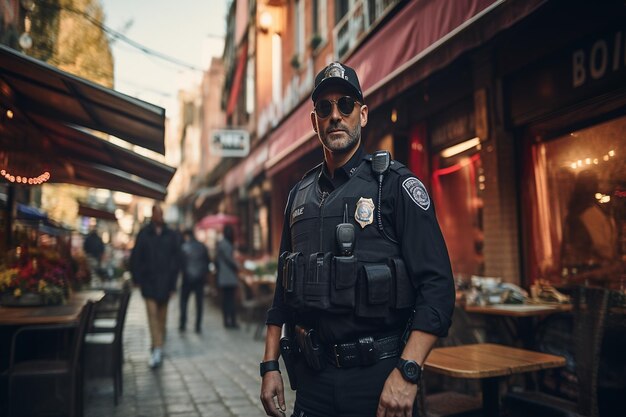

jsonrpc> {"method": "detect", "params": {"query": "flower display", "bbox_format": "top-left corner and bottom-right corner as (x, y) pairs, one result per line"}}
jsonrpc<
(0, 247), (71, 305)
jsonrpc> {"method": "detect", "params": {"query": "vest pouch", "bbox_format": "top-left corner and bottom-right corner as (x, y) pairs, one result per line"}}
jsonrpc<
(303, 252), (332, 309)
(283, 252), (306, 308)
(356, 264), (391, 318)
(330, 255), (357, 307)
(388, 258), (415, 309)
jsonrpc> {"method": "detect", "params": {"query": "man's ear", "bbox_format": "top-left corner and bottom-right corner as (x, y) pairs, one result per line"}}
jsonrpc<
(360, 105), (368, 127)
(310, 111), (318, 133)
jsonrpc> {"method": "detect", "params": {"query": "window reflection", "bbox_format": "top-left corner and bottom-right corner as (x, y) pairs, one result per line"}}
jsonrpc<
(432, 150), (484, 279)
(526, 116), (625, 288)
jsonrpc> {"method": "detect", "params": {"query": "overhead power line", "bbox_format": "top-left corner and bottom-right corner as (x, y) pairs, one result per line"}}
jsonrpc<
(36, 0), (221, 72)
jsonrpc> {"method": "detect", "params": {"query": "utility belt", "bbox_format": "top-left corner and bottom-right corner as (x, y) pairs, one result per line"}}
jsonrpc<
(280, 252), (415, 317)
(293, 325), (402, 370)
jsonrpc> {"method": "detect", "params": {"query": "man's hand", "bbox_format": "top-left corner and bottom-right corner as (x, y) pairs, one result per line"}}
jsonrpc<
(260, 370), (287, 417)
(376, 369), (418, 417)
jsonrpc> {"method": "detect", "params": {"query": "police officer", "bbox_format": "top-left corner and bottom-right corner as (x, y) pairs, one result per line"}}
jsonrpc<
(260, 62), (455, 417)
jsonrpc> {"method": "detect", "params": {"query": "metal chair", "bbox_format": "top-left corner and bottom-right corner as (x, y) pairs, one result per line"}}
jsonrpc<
(84, 287), (131, 405)
(504, 286), (609, 417)
(4, 300), (95, 417)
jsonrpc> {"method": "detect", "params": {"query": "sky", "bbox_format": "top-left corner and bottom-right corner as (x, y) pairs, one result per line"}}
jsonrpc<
(101, 0), (228, 120)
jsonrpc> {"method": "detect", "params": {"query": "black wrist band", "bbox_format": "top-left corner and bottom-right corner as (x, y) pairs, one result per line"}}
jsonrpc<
(260, 360), (280, 377)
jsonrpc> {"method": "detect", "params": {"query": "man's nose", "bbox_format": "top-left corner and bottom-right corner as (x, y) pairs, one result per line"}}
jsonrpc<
(329, 102), (342, 121)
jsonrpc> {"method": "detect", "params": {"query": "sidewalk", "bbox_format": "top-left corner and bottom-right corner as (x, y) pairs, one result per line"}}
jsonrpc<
(85, 288), (295, 417)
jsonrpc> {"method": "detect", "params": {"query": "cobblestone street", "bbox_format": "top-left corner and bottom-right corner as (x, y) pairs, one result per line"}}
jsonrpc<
(85, 289), (295, 417)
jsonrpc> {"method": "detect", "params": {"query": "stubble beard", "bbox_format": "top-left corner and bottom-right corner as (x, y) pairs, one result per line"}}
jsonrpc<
(322, 122), (361, 154)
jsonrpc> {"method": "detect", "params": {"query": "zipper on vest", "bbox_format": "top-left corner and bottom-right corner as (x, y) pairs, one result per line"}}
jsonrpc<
(319, 191), (329, 253)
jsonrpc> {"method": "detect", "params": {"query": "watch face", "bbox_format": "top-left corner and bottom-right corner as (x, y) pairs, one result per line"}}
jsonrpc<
(404, 361), (418, 378)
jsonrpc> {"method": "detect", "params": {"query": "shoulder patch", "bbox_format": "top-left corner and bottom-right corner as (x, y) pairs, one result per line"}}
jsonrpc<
(402, 177), (430, 211)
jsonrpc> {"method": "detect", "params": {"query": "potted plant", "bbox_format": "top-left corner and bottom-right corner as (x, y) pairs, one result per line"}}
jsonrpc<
(0, 247), (70, 306)
(290, 54), (300, 70)
(310, 33), (322, 50)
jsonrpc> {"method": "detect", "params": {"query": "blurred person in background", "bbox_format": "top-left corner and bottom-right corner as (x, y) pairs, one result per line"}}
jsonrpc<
(179, 229), (210, 333)
(83, 227), (105, 279)
(130, 204), (181, 368)
(216, 224), (239, 328)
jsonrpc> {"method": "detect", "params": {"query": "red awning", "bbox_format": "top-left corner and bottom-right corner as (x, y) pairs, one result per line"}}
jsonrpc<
(226, 43), (248, 117)
(264, 0), (546, 175)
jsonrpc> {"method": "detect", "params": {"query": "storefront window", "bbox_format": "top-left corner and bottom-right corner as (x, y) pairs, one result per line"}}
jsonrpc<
(525, 115), (625, 288)
(431, 148), (484, 280)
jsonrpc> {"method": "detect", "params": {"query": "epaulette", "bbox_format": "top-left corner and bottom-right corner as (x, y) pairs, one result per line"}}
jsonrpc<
(363, 153), (408, 174)
(301, 162), (323, 180)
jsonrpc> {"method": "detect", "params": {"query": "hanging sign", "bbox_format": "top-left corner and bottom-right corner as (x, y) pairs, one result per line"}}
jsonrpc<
(211, 129), (250, 157)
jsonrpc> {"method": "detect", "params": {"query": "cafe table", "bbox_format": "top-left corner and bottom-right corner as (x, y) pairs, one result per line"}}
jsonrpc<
(464, 302), (572, 317)
(464, 302), (572, 349)
(424, 343), (566, 417)
(0, 290), (104, 325)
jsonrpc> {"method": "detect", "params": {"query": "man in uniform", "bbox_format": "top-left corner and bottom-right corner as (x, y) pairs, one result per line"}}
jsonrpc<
(260, 62), (455, 417)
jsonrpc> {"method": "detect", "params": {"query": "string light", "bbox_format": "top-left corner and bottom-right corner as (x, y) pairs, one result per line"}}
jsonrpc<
(567, 149), (616, 169)
(1, 169), (50, 184)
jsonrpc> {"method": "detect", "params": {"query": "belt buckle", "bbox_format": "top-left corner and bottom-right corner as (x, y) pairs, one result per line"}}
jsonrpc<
(357, 336), (377, 365)
(333, 344), (342, 368)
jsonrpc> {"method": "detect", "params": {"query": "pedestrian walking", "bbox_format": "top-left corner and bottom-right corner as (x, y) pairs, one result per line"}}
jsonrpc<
(179, 229), (210, 333)
(216, 224), (240, 329)
(260, 62), (455, 417)
(130, 204), (181, 368)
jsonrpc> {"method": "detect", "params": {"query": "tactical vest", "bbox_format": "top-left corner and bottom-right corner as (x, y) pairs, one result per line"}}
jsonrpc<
(281, 158), (415, 318)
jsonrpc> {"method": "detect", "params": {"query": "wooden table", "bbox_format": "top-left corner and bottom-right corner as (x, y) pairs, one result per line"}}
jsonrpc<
(464, 303), (571, 317)
(464, 303), (572, 349)
(425, 343), (566, 417)
(0, 290), (104, 325)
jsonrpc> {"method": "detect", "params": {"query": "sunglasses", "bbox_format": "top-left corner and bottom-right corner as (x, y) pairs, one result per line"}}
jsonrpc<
(314, 96), (361, 119)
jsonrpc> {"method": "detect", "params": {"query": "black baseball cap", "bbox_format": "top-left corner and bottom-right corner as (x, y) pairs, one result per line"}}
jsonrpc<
(311, 62), (364, 103)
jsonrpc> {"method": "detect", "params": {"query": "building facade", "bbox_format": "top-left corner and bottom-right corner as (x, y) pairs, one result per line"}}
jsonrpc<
(214, 0), (624, 289)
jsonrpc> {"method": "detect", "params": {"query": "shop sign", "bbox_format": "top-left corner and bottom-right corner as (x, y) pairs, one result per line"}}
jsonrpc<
(430, 97), (475, 150)
(572, 30), (626, 88)
(508, 26), (626, 125)
(211, 129), (250, 157)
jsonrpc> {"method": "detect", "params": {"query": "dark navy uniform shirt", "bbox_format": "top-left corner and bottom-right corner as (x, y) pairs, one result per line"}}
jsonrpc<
(266, 145), (455, 343)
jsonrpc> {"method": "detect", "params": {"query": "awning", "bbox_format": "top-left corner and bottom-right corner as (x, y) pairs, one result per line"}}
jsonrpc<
(28, 114), (175, 188)
(0, 46), (173, 200)
(0, 107), (172, 199)
(77, 203), (117, 221)
(265, 0), (546, 175)
(226, 43), (248, 117)
(0, 45), (166, 154)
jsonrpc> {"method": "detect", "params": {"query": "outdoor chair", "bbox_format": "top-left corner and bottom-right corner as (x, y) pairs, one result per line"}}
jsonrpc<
(504, 286), (609, 417)
(238, 280), (273, 340)
(3, 300), (95, 417)
(84, 287), (131, 405)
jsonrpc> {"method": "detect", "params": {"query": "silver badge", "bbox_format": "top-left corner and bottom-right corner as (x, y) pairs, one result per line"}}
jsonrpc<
(402, 177), (430, 211)
(354, 197), (375, 228)
(324, 62), (347, 80)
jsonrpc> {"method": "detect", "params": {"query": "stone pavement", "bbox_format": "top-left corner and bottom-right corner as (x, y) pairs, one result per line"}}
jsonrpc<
(85, 288), (295, 417)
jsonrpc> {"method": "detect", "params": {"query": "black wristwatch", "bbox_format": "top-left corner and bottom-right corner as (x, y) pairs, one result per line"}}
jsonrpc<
(396, 358), (422, 384)
(260, 360), (280, 377)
